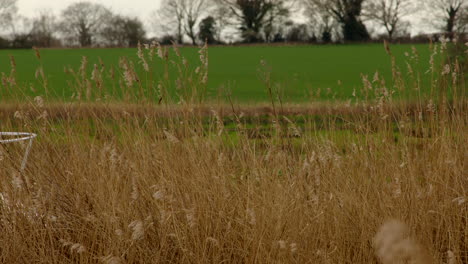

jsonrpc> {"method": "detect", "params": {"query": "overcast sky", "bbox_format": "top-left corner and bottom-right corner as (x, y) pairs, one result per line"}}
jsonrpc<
(16, 0), (432, 37)
(16, 0), (163, 35)
(18, 0), (161, 18)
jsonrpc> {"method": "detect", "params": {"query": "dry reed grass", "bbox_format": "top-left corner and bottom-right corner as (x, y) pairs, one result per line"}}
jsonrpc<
(0, 40), (466, 263)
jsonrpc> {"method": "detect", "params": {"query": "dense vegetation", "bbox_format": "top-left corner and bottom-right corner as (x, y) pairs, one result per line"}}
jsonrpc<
(0, 40), (466, 263)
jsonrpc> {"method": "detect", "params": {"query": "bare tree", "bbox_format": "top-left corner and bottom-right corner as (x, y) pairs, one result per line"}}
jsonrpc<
(458, 7), (468, 33)
(263, 2), (291, 42)
(303, 2), (340, 42)
(364, 0), (412, 40)
(154, 0), (185, 44)
(215, 0), (292, 43)
(212, 5), (231, 42)
(423, 0), (467, 37)
(154, 0), (210, 45)
(303, 0), (370, 42)
(9, 15), (33, 48)
(0, 0), (17, 30)
(58, 2), (112, 47)
(30, 12), (57, 47)
(183, 0), (209, 45)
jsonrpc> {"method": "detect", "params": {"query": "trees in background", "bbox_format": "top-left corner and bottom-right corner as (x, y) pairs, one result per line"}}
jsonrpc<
(182, 0), (209, 45)
(423, 0), (467, 38)
(57, 1), (146, 47)
(328, 0), (370, 41)
(0, 1), (146, 48)
(0, 2), (51, 48)
(217, 0), (271, 43)
(215, 0), (291, 43)
(212, 5), (231, 42)
(9, 16), (33, 48)
(0, 0), (17, 30)
(58, 2), (112, 47)
(30, 12), (58, 47)
(285, 23), (311, 42)
(459, 8), (468, 33)
(364, 0), (412, 40)
(198, 16), (218, 44)
(0, 0), (466, 48)
(262, 1), (291, 42)
(303, 2), (339, 43)
(155, 0), (185, 44)
(154, 0), (210, 45)
(304, 0), (370, 42)
(101, 15), (146, 47)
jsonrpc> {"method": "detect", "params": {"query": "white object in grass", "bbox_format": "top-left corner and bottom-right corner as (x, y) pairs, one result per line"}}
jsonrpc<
(0, 132), (37, 171)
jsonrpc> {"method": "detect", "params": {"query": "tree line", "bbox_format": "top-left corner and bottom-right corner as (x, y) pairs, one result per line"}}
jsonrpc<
(0, 0), (466, 48)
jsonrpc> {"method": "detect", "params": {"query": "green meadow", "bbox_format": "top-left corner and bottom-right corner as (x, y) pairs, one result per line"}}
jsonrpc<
(0, 44), (432, 102)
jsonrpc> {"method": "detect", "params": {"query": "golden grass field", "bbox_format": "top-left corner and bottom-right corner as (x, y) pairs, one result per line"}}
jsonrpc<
(0, 41), (466, 263)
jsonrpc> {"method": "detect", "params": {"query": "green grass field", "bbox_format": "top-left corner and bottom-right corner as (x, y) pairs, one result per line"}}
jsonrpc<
(0, 44), (433, 102)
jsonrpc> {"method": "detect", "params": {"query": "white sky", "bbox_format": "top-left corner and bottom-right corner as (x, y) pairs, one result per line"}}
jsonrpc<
(17, 0), (163, 35)
(17, 0), (162, 18)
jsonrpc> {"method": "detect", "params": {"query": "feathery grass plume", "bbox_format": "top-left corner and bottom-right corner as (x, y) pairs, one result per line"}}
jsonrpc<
(447, 250), (456, 264)
(11, 171), (24, 189)
(206, 237), (219, 247)
(283, 116), (301, 137)
(278, 240), (287, 250)
(1, 72), (7, 87)
(119, 57), (136, 87)
(392, 177), (402, 198)
(131, 177), (139, 202)
(217, 152), (226, 167)
(211, 109), (224, 136)
(33, 46), (41, 60)
(91, 64), (101, 85)
(451, 197), (466, 206)
(70, 243), (86, 254)
(442, 64), (451, 75)
(85, 78), (92, 101)
(290, 243), (298, 254)
(34, 67), (45, 80)
(60, 239), (86, 254)
(153, 189), (165, 201)
(184, 208), (197, 228)
(100, 255), (122, 264)
(156, 42), (164, 60)
(9, 55), (16, 71)
(13, 110), (23, 120)
(79, 56), (88, 79)
(246, 208), (256, 226)
(34, 96), (44, 108)
(374, 220), (432, 264)
(137, 42), (149, 72)
(6, 55), (17, 87)
(128, 220), (144, 240)
(163, 129), (180, 143)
